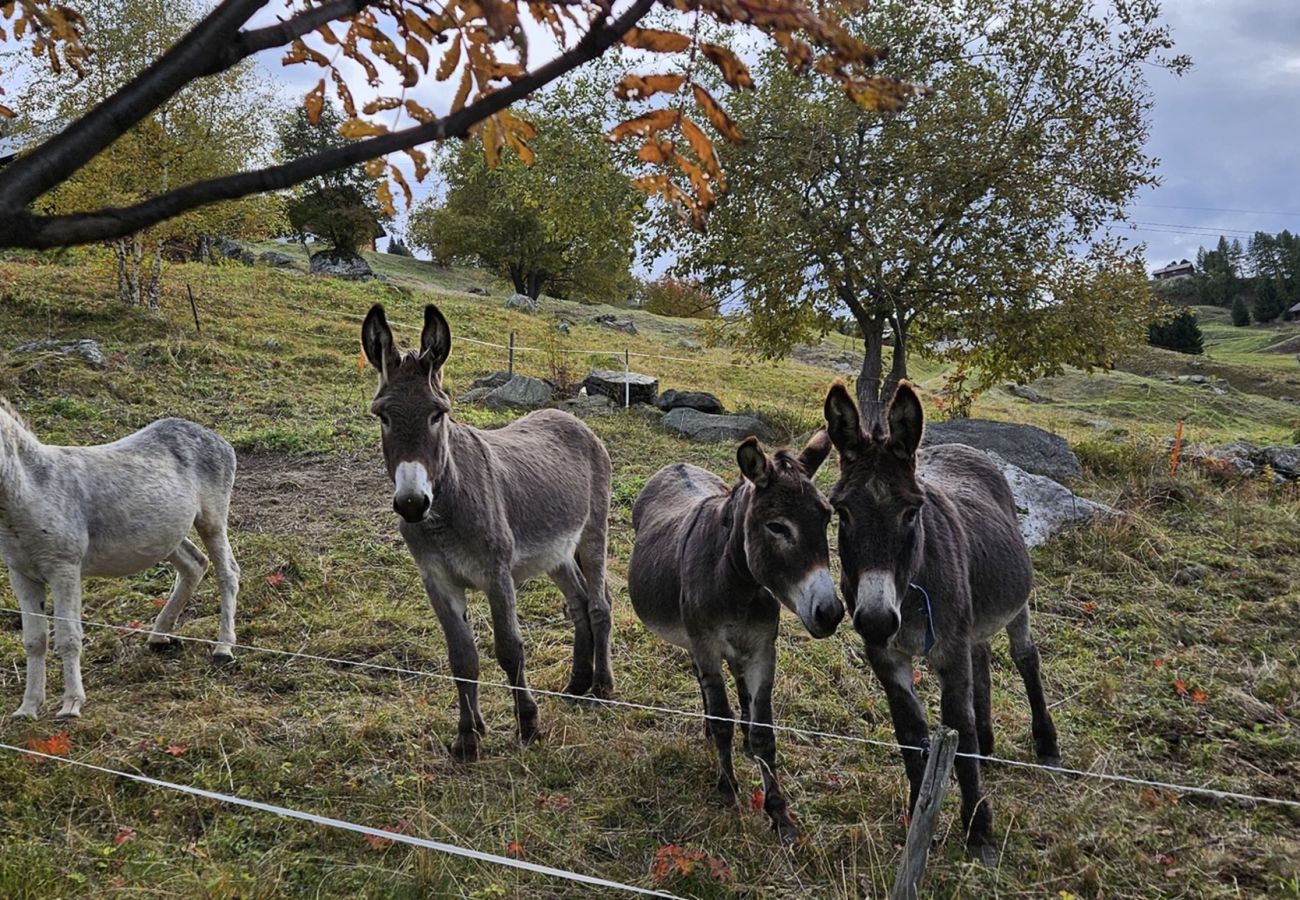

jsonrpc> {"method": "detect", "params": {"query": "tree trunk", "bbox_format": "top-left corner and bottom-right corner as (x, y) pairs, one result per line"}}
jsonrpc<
(855, 314), (910, 429)
(130, 233), (143, 306)
(114, 239), (131, 304)
(145, 240), (163, 310)
(509, 264), (527, 296)
(526, 270), (543, 300)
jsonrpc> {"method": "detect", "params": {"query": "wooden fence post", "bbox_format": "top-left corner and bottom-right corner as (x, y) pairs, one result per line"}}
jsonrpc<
(186, 283), (201, 335)
(508, 332), (515, 376)
(623, 349), (630, 408)
(891, 726), (959, 900)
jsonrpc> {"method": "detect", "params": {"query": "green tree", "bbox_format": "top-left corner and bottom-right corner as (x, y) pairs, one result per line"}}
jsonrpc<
(671, 0), (1185, 422)
(1147, 309), (1204, 355)
(1231, 295), (1252, 327)
(407, 109), (644, 302)
(18, 0), (277, 306)
(642, 275), (719, 318)
(1254, 276), (1288, 324)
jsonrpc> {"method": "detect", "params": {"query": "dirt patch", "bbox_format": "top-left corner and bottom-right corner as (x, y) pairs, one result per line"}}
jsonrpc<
(1263, 332), (1300, 355)
(230, 450), (393, 550)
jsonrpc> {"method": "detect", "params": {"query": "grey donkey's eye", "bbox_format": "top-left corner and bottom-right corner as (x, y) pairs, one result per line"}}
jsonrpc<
(377, 412), (390, 428)
(429, 411), (444, 428)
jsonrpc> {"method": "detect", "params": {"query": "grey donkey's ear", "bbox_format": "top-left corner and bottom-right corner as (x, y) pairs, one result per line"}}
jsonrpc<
(886, 381), (924, 461)
(798, 429), (832, 476)
(419, 305), (452, 373)
(362, 304), (399, 379)
(737, 436), (773, 488)
(824, 383), (865, 462)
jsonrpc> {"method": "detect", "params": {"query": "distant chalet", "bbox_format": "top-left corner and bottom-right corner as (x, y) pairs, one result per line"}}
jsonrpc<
(1152, 259), (1195, 280)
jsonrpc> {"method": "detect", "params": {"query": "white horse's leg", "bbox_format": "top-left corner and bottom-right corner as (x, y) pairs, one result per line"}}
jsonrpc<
(148, 539), (208, 651)
(9, 567), (48, 719)
(47, 569), (86, 719)
(197, 523), (239, 661)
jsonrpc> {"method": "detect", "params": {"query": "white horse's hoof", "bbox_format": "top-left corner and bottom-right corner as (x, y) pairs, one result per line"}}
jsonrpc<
(55, 698), (83, 719)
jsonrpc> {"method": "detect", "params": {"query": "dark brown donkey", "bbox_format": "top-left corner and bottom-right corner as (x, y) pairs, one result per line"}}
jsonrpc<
(628, 434), (843, 841)
(362, 304), (614, 760)
(823, 382), (1059, 864)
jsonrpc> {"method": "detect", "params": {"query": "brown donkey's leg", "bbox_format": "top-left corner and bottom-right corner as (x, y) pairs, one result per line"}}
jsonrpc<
(693, 646), (739, 803)
(485, 571), (541, 746)
(728, 659), (753, 754)
(971, 640), (995, 761)
(1006, 609), (1060, 765)
(421, 574), (486, 761)
(935, 645), (996, 865)
(864, 645), (930, 813)
(743, 646), (800, 842)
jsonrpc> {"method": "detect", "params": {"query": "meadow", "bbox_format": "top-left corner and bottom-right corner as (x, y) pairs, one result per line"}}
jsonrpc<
(0, 248), (1297, 898)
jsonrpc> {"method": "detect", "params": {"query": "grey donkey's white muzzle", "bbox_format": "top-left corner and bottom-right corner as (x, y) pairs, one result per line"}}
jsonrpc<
(791, 567), (844, 638)
(393, 460), (433, 523)
(853, 570), (901, 646)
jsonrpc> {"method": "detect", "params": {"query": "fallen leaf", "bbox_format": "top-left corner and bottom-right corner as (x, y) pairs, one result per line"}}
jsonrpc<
(1080, 600), (1098, 615)
(912, 669), (922, 686)
(364, 824), (403, 849)
(1191, 688), (1208, 704)
(1173, 679), (1188, 697)
(113, 826), (136, 846)
(163, 744), (188, 757)
(152, 597), (166, 608)
(750, 788), (764, 811)
(126, 620), (144, 631)
(266, 572), (287, 587)
(1152, 658), (1165, 669)
(27, 731), (70, 758)
(506, 839), (525, 858)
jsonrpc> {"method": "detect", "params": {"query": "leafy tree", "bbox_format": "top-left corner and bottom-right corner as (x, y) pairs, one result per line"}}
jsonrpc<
(0, 0), (912, 249)
(277, 102), (384, 257)
(407, 110), (644, 302)
(671, 0), (1185, 421)
(1196, 236), (1240, 307)
(12, 0), (277, 306)
(1231, 295), (1252, 327)
(1147, 309), (1204, 355)
(643, 275), (719, 319)
(1254, 276), (1288, 324)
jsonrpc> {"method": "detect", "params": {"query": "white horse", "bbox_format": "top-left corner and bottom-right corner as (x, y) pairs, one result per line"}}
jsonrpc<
(0, 400), (240, 719)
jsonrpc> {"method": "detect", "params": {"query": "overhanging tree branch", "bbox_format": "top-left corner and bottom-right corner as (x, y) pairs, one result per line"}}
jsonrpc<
(0, 0), (658, 249)
(199, 0), (375, 77)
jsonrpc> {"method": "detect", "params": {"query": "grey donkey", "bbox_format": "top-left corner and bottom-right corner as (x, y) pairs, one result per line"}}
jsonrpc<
(0, 401), (239, 719)
(824, 382), (1059, 865)
(361, 304), (615, 760)
(627, 433), (843, 841)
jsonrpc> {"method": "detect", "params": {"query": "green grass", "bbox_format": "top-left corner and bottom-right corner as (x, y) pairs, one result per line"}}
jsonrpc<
(0, 251), (1298, 898)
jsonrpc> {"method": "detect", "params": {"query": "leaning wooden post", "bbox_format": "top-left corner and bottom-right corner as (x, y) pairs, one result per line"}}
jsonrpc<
(891, 726), (959, 900)
(623, 349), (630, 408)
(186, 283), (201, 335)
(508, 332), (516, 376)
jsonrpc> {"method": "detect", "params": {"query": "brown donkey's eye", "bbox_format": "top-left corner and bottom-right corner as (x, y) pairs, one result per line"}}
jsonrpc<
(765, 521), (794, 541)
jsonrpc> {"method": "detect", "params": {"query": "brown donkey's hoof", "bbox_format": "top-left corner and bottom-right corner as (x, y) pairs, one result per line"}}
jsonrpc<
(966, 841), (999, 867)
(1036, 754), (1062, 769)
(147, 638), (183, 657)
(561, 675), (593, 699)
(448, 733), (481, 762)
(590, 679), (615, 701)
(773, 815), (802, 846)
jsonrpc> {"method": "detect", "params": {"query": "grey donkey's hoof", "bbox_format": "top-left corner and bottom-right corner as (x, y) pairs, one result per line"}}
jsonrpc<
(211, 648), (235, 666)
(147, 637), (183, 657)
(966, 841), (999, 867)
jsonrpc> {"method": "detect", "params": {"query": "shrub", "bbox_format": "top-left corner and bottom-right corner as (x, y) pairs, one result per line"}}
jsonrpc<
(1231, 295), (1251, 327)
(643, 276), (719, 319)
(1147, 309), (1204, 354)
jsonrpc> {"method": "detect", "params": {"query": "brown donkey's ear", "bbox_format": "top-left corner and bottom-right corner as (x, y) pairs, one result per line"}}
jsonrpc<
(419, 304), (452, 373)
(737, 436), (773, 487)
(886, 382), (925, 461)
(362, 304), (400, 379)
(798, 429), (832, 476)
(824, 383), (865, 461)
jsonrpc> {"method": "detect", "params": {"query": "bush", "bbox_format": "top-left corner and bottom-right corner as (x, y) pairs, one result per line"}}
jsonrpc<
(386, 238), (412, 256)
(643, 276), (719, 319)
(1147, 309), (1204, 355)
(1231, 295), (1251, 326)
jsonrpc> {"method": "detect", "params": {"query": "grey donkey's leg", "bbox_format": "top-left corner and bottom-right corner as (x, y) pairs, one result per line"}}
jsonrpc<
(577, 526), (614, 699)
(693, 644), (740, 804)
(47, 569), (86, 719)
(421, 572), (487, 761)
(549, 560), (595, 698)
(484, 570), (541, 746)
(197, 498), (240, 661)
(742, 645), (800, 843)
(934, 643), (995, 865)
(727, 659), (753, 754)
(1006, 609), (1060, 765)
(971, 640), (995, 760)
(9, 567), (48, 719)
(865, 645), (930, 812)
(148, 539), (208, 654)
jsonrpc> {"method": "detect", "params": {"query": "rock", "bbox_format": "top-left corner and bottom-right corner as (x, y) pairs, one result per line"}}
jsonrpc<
(467, 286), (490, 296)
(663, 408), (775, 443)
(15, 338), (107, 369)
(557, 392), (615, 418)
(583, 369), (658, 406)
(211, 237), (254, 265)
(506, 293), (538, 313)
(656, 389), (725, 414)
(459, 387), (494, 405)
(1209, 440), (1300, 480)
(1173, 564), (1210, 586)
(592, 314), (637, 335)
(258, 250), (297, 269)
(484, 374), (553, 410)
(1007, 384), (1049, 403)
(632, 403), (665, 424)
(1178, 374), (1209, 385)
(923, 419), (1081, 482)
(1261, 446), (1300, 479)
(309, 250), (374, 280)
(675, 339), (702, 352)
(471, 371), (512, 391)
(985, 452), (1118, 549)
(556, 320), (572, 335)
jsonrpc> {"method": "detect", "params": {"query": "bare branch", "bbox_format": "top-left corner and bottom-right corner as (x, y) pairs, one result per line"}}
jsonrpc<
(0, 0), (659, 249)
(199, 0), (375, 77)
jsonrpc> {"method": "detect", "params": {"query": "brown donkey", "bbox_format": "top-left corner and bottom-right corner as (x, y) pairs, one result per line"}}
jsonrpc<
(362, 304), (615, 760)
(824, 382), (1059, 864)
(628, 434), (842, 841)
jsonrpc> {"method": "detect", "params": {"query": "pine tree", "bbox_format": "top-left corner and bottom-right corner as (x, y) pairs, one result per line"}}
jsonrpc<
(1148, 309), (1204, 355)
(1254, 276), (1287, 323)
(1231, 295), (1251, 327)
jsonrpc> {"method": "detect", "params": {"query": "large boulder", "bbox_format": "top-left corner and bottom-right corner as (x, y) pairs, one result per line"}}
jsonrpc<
(557, 391), (616, 418)
(923, 419), (1081, 482)
(309, 250), (374, 280)
(985, 452), (1118, 549)
(483, 374), (553, 410)
(506, 293), (538, 313)
(1206, 440), (1300, 480)
(656, 389), (724, 414)
(663, 408), (775, 443)
(211, 237), (255, 266)
(15, 338), (107, 369)
(583, 369), (658, 406)
(258, 250), (298, 269)
(591, 314), (637, 335)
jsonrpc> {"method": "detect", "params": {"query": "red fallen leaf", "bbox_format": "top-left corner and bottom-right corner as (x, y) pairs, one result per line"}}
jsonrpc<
(506, 839), (526, 858)
(113, 826), (136, 846)
(1191, 688), (1208, 704)
(1172, 679), (1188, 697)
(152, 597), (167, 608)
(750, 788), (764, 810)
(27, 731), (71, 758)
(1152, 658), (1165, 669)
(364, 825), (404, 849)
(707, 856), (734, 882)
(1138, 787), (1162, 809)
(1081, 600), (1098, 615)
(126, 620), (144, 631)
(266, 572), (287, 587)
(150, 808), (163, 819)
(163, 744), (188, 757)
(912, 669), (922, 686)
(1154, 851), (1175, 866)
(271, 358), (282, 368)
(535, 794), (574, 812)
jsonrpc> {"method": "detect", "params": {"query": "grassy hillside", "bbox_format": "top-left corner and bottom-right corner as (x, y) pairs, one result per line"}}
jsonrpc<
(0, 250), (1298, 899)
